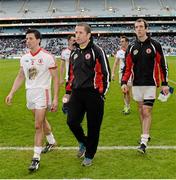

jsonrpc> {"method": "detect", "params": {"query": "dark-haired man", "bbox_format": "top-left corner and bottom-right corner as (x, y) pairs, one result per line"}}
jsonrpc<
(112, 36), (132, 114)
(60, 34), (75, 85)
(121, 19), (169, 153)
(63, 23), (111, 166)
(6, 29), (59, 171)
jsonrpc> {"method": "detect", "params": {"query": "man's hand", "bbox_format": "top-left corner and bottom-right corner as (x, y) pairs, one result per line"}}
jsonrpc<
(62, 94), (71, 115)
(62, 94), (71, 103)
(161, 86), (169, 95)
(5, 93), (13, 105)
(59, 79), (65, 86)
(111, 74), (115, 81)
(121, 84), (128, 93)
(51, 98), (58, 112)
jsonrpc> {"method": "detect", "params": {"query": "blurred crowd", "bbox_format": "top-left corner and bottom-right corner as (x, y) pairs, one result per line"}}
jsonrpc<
(0, 35), (176, 58)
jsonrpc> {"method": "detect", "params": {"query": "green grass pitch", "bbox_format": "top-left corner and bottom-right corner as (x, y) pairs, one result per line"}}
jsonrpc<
(0, 56), (176, 178)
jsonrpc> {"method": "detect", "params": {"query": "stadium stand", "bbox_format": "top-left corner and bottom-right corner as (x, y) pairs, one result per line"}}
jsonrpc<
(0, 0), (176, 58)
(0, 0), (176, 18)
(1, 24), (176, 35)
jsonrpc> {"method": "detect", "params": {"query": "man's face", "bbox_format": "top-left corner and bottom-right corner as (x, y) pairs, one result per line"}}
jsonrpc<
(26, 33), (40, 49)
(75, 26), (90, 45)
(68, 36), (76, 46)
(120, 38), (128, 48)
(134, 21), (148, 38)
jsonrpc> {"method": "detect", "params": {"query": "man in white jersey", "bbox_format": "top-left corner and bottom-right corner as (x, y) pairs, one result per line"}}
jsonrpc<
(5, 29), (59, 171)
(111, 36), (131, 114)
(60, 35), (75, 85)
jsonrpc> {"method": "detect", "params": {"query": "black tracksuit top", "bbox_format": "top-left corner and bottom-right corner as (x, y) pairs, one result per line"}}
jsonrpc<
(66, 39), (111, 96)
(121, 37), (168, 87)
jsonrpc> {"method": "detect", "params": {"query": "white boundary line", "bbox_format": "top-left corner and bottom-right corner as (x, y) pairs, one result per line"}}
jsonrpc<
(1, 146), (176, 151)
(169, 79), (176, 85)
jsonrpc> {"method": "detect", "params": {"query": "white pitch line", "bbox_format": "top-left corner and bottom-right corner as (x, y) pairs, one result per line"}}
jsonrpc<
(1, 146), (176, 151)
(168, 79), (176, 85)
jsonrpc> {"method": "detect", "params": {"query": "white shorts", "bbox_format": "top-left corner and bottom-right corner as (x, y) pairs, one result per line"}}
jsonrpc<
(119, 71), (132, 86)
(132, 86), (156, 102)
(26, 88), (52, 110)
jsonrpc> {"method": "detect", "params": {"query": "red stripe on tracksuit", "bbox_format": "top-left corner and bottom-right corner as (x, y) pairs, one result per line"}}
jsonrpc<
(66, 63), (74, 93)
(94, 58), (104, 94)
(121, 53), (133, 83)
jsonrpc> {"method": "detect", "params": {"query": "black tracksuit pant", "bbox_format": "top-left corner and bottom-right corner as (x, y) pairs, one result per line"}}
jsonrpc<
(67, 88), (104, 159)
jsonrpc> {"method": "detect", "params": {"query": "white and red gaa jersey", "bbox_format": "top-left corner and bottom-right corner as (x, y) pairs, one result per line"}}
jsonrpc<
(20, 48), (57, 89)
(61, 48), (71, 81)
(116, 48), (126, 73)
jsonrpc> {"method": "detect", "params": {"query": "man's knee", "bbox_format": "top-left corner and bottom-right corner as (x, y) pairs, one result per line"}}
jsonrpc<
(142, 102), (153, 119)
(35, 122), (43, 130)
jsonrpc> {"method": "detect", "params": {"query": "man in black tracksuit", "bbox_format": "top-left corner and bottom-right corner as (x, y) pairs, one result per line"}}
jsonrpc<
(63, 23), (111, 166)
(121, 18), (169, 153)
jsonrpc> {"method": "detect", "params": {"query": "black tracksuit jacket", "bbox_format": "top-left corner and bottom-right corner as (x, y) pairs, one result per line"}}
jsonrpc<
(121, 37), (168, 87)
(66, 39), (111, 95)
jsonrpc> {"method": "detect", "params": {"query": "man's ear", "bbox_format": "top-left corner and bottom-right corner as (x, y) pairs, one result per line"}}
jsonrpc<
(88, 33), (91, 39)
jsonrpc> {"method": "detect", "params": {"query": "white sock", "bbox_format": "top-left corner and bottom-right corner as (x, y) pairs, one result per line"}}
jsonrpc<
(126, 104), (130, 109)
(124, 100), (130, 109)
(141, 134), (149, 146)
(46, 132), (56, 144)
(33, 146), (42, 160)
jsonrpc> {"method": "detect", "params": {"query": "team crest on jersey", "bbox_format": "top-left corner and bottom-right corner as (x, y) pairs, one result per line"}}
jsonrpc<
(37, 58), (44, 64)
(146, 48), (152, 54)
(28, 67), (38, 80)
(133, 49), (138, 55)
(85, 53), (91, 60)
(74, 54), (78, 60)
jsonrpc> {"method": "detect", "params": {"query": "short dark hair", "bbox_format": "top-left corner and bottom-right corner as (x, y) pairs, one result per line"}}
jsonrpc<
(120, 35), (129, 42)
(135, 18), (149, 29)
(26, 29), (42, 40)
(67, 34), (75, 41)
(76, 22), (91, 34)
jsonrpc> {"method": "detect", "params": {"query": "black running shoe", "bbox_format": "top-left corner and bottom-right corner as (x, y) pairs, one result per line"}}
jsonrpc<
(28, 158), (40, 171)
(42, 143), (55, 153)
(137, 143), (146, 154)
